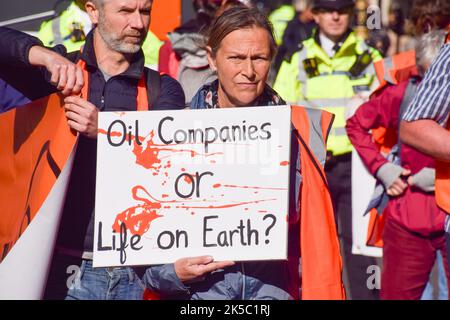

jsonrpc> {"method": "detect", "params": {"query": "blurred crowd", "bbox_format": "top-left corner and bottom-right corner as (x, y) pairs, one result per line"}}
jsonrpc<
(0, 0), (449, 301)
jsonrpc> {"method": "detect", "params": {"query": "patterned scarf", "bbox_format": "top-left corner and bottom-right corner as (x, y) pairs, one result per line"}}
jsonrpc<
(190, 80), (286, 109)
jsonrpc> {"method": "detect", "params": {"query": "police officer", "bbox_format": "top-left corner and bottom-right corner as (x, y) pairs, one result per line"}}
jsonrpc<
(38, 0), (162, 68)
(273, 0), (382, 300)
(268, 0), (296, 45)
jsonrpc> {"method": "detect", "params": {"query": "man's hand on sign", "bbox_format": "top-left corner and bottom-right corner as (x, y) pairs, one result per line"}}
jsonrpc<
(174, 256), (235, 283)
(64, 96), (99, 139)
(28, 45), (84, 96)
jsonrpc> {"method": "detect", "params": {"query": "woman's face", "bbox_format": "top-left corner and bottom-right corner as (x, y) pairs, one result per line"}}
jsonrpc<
(207, 26), (272, 107)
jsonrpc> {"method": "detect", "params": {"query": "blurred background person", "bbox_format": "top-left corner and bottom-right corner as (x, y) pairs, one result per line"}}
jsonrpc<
(386, 0), (450, 56)
(268, 0), (296, 46)
(270, 0), (316, 83)
(367, 29), (391, 58)
(408, 0), (450, 35)
(346, 30), (449, 300)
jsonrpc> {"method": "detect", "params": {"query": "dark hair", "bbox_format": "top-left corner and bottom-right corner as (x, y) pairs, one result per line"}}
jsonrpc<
(410, 0), (450, 35)
(206, 6), (277, 59)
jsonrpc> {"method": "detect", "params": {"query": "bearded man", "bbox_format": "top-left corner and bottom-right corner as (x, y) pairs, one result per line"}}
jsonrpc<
(0, 0), (185, 300)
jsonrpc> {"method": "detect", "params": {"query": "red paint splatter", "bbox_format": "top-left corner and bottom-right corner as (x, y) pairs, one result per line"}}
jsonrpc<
(132, 131), (224, 172)
(112, 186), (163, 236)
(113, 184), (279, 236)
(217, 184), (287, 191)
(162, 194), (169, 198)
(184, 175), (193, 184)
(280, 161), (290, 166)
(258, 210), (268, 213)
(213, 183), (221, 188)
(175, 198), (277, 210)
(98, 129), (123, 137)
(133, 131), (163, 171)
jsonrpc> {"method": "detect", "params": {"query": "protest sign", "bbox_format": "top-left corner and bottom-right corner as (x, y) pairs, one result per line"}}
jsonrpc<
(94, 106), (291, 267)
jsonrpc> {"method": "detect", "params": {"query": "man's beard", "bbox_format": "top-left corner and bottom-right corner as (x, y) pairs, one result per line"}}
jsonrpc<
(97, 12), (145, 54)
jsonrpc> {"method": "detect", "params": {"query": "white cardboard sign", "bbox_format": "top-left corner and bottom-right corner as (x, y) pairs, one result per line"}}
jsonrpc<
(94, 106), (292, 267)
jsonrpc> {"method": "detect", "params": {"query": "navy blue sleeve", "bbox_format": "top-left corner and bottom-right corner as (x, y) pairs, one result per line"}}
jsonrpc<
(154, 75), (186, 110)
(0, 27), (69, 101)
(0, 79), (31, 113)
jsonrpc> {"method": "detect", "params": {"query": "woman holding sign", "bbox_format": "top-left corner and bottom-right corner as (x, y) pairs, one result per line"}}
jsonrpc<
(143, 6), (344, 300)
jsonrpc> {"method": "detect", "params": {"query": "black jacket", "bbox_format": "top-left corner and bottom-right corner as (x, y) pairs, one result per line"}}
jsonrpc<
(0, 27), (186, 253)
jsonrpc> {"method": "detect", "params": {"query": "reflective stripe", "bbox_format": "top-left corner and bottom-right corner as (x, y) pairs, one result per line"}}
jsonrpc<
(297, 47), (309, 98)
(353, 85), (370, 92)
(51, 16), (63, 45)
(382, 57), (394, 83)
(298, 98), (353, 108)
(304, 107), (327, 167)
(318, 71), (350, 77)
(330, 127), (347, 137)
(316, 70), (371, 81)
(359, 40), (369, 52)
(362, 62), (375, 77)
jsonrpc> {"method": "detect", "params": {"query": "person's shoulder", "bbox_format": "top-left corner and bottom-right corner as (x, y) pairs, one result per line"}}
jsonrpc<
(440, 42), (450, 56)
(160, 73), (182, 91)
(380, 79), (410, 98)
(154, 73), (186, 110)
(353, 34), (382, 61)
(283, 39), (307, 64)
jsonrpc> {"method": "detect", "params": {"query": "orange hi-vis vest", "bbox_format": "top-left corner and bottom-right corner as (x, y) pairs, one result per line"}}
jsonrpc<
(144, 106), (345, 300)
(435, 32), (450, 214)
(435, 118), (450, 214)
(361, 50), (419, 248)
(291, 106), (345, 300)
(373, 50), (418, 93)
(371, 50), (418, 154)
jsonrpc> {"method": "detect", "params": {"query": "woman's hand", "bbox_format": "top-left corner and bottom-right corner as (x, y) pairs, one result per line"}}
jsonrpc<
(174, 256), (235, 283)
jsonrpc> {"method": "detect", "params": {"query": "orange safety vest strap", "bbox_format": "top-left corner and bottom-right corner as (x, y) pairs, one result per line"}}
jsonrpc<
(77, 59), (89, 99)
(366, 208), (385, 248)
(372, 50), (418, 96)
(435, 120), (450, 214)
(291, 106), (345, 300)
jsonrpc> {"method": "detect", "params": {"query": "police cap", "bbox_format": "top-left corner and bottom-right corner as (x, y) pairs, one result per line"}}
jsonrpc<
(312, 0), (355, 11)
